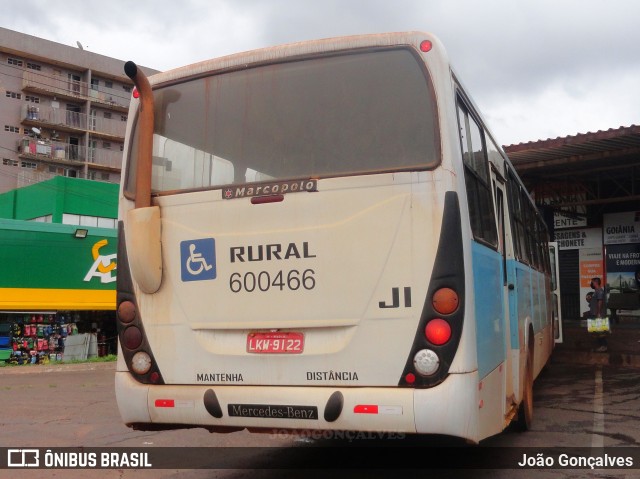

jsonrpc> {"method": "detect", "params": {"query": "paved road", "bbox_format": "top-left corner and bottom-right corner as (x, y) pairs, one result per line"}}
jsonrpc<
(1, 361), (639, 478)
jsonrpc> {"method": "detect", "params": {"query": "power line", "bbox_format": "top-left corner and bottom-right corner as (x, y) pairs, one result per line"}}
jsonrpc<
(0, 143), (20, 154)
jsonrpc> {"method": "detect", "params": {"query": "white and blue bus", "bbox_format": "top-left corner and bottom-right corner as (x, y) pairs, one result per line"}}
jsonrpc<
(115, 31), (561, 443)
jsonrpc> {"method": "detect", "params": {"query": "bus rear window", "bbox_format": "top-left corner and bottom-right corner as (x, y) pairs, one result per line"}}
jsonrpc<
(128, 48), (440, 193)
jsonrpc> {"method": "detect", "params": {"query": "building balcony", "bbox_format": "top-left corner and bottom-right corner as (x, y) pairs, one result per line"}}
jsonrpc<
(19, 138), (85, 165)
(22, 70), (87, 102)
(87, 147), (123, 170)
(18, 138), (122, 170)
(22, 71), (130, 112)
(21, 104), (126, 140)
(88, 88), (129, 113)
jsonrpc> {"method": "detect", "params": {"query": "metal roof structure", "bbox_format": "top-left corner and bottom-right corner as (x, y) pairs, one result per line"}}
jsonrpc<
(504, 125), (640, 213)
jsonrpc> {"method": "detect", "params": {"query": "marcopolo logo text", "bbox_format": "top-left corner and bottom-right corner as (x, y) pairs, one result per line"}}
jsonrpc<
(223, 179), (317, 200)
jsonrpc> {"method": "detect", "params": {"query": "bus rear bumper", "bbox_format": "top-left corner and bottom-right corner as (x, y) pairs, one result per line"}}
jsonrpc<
(115, 370), (478, 439)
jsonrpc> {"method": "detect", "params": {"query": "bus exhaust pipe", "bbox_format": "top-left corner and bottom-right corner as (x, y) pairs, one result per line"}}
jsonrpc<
(124, 61), (153, 210)
(123, 61), (162, 294)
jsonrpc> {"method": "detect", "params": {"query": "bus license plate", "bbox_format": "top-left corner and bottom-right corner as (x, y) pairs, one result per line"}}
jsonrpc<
(247, 332), (304, 354)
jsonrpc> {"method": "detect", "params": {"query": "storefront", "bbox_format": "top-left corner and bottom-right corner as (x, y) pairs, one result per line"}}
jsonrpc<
(553, 228), (604, 319)
(0, 219), (117, 364)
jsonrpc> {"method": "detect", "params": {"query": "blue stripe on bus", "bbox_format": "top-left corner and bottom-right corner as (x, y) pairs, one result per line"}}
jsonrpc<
(506, 259), (549, 351)
(471, 241), (506, 379)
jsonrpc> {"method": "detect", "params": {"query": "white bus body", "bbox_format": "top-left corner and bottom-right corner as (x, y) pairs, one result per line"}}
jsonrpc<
(116, 32), (555, 443)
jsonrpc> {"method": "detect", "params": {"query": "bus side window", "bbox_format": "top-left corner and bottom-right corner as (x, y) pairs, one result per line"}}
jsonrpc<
(495, 186), (505, 255)
(457, 101), (498, 248)
(506, 169), (527, 264)
(523, 193), (539, 268)
(495, 185), (508, 285)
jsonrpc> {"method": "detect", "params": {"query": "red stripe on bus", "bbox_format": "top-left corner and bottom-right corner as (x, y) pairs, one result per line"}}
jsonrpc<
(354, 405), (378, 414)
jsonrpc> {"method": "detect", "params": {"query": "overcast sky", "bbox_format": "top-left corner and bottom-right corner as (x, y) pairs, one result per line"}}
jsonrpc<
(2, 0), (639, 146)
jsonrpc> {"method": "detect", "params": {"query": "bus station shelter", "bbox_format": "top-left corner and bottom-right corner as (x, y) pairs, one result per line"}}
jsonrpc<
(505, 125), (640, 325)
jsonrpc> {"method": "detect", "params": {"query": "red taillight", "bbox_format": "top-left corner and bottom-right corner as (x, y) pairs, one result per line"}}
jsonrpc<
(405, 373), (416, 384)
(432, 288), (459, 315)
(122, 325), (143, 350)
(425, 319), (451, 346)
(132, 87), (140, 99)
(420, 40), (433, 52)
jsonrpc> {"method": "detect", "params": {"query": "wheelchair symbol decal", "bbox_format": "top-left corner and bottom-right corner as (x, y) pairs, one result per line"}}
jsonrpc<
(180, 238), (216, 282)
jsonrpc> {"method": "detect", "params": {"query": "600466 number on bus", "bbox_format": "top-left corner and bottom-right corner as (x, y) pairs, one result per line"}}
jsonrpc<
(229, 269), (316, 293)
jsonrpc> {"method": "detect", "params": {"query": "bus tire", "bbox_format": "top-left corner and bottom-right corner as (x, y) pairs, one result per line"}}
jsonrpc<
(516, 347), (534, 431)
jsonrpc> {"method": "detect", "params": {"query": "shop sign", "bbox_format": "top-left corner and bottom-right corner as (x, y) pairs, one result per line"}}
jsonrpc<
(554, 228), (602, 250)
(553, 211), (587, 229)
(83, 239), (117, 284)
(603, 211), (640, 245)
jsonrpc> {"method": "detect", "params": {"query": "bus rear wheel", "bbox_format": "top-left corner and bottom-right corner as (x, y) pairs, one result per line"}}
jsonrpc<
(516, 348), (534, 431)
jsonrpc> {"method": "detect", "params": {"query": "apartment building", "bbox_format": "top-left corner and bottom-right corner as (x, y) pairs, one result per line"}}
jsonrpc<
(0, 27), (158, 193)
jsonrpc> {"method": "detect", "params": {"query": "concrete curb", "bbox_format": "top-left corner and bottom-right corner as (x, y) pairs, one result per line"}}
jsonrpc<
(0, 361), (116, 375)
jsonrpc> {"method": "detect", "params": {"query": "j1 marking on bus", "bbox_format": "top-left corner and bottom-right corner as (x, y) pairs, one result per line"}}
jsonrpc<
(379, 287), (412, 309)
(180, 238), (216, 282)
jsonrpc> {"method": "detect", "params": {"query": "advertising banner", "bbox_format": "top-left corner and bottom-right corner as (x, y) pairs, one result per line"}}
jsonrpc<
(604, 212), (640, 316)
(579, 248), (604, 316)
(606, 244), (640, 293)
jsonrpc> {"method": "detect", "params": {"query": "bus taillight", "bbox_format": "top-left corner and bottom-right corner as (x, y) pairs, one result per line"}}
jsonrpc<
(413, 349), (440, 376)
(425, 319), (451, 346)
(122, 326), (143, 350)
(132, 87), (139, 99)
(419, 40), (433, 52)
(117, 301), (136, 323)
(398, 191), (464, 388)
(432, 288), (459, 315)
(116, 221), (165, 385)
(131, 351), (152, 375)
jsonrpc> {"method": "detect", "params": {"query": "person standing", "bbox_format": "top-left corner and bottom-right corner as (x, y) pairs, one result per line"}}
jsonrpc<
(589, 277), (608, 352)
